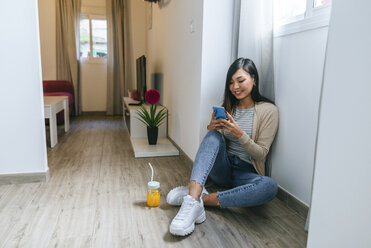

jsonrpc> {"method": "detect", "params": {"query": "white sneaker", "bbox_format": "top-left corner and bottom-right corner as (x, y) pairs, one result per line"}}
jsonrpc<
(169, 195), (206, 236)
(166, 186), (209, 206)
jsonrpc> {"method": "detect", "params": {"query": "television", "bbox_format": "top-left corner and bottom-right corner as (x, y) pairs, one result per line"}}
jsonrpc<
(135, 55), (147, 102)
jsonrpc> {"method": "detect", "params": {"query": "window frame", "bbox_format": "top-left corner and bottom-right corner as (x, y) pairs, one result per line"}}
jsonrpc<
(274, 0), (332, 37)
(80, 13), (107, 63)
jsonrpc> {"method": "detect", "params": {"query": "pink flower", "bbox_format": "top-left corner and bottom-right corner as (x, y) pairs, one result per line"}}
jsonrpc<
(145, 89), (160, 105)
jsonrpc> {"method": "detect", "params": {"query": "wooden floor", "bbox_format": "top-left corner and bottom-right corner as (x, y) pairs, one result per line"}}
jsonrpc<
(0, 116), (308, 248)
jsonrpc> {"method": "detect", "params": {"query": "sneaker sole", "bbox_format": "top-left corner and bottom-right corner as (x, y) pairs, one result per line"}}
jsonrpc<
(169, 211), (206, 236)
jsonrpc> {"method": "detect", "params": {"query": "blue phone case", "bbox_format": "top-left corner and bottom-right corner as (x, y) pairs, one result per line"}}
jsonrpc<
(213, 106), (226, 119)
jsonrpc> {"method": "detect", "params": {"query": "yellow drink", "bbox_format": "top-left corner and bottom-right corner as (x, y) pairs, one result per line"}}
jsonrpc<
(147, 189), (160, 207)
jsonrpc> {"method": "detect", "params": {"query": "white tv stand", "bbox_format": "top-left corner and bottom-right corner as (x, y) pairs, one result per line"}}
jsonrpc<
(123, 97), (179, 158)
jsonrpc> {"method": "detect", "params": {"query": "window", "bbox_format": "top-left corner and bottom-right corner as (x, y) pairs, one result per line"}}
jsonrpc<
(274, 0), (306, 25)
(274, 0), (332, 36)
(80, 16), (90, 58)
(314, 0), (332, 8)
(91, 19), (107, 58)
(79, 14), (107, 59)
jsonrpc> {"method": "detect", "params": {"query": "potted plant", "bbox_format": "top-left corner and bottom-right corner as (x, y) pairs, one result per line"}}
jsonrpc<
(136, 89), (167, 145)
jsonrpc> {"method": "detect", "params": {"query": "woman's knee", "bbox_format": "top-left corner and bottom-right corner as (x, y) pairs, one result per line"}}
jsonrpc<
(204, 130), (224, 144)
(197, 130), (225, 153)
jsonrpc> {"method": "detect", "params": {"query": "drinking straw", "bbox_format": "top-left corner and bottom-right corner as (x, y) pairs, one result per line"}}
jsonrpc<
(148, 162), (154, 182)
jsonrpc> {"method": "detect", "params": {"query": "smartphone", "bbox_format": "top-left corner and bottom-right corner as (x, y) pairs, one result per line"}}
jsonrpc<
(212, 106), (226, 119)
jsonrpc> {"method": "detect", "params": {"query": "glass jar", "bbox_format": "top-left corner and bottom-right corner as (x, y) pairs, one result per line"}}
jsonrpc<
(147, 181), (160, 207)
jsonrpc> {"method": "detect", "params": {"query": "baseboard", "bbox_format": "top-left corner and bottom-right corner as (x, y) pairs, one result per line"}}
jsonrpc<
(276, 186), (309, 220)
(81, 111), (106, 116)
(0, 169), (50, 185)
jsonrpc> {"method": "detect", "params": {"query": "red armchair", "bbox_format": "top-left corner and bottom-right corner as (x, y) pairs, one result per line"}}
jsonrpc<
(43, 80), (74, 124)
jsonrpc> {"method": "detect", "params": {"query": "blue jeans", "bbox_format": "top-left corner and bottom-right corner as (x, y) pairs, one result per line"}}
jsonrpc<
(190, 130), (278, 207)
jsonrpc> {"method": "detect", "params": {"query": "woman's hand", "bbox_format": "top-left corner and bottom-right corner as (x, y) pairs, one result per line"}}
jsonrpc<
(207, 111), (224, 130)
(219, 112), (244, 138)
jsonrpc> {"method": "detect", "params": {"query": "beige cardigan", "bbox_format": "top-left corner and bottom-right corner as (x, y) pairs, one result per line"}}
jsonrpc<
(226, 102), (279, 176)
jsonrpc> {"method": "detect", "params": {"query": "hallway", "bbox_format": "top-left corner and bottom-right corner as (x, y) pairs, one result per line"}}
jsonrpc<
(0, 116), (307, 247)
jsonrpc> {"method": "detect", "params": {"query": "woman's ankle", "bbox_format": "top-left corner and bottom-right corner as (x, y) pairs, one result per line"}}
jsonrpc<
(188, 180), (203, 201)
(202, 193), (219, 206)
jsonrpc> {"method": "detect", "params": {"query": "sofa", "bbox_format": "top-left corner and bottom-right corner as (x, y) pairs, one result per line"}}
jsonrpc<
(43, 80), (74, 124)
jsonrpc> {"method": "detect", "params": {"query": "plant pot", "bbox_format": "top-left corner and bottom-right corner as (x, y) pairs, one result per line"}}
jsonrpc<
(147, 127), (158, 145)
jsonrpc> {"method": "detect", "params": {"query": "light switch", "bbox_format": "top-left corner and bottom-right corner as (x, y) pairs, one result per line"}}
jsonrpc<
(189, 20), (195, 33)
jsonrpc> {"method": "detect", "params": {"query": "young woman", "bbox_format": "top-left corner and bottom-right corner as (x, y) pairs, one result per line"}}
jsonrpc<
(167, 58), (279, 236)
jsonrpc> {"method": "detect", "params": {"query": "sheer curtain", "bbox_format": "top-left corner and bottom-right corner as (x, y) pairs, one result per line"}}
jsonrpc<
(238, 0), (274, 102)
(56, 0), (81, 115)
(238, 0), (275, 175)
(106, 0), (133, 115)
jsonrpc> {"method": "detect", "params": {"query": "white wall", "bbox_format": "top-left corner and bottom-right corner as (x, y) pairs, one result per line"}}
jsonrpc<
(271, 27), (328, 205)
(0, 0), (48, 174)
(38, 0), (57, 80)
(307, 1), (371, 247)
(146, 0), (203, 160)
(199, 0), (235, 142)
(146, 0), (235, 160)
(80, 62), (107, 111)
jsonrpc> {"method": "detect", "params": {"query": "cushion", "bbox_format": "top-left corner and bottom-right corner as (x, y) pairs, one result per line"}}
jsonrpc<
(43, 80), (74, 94)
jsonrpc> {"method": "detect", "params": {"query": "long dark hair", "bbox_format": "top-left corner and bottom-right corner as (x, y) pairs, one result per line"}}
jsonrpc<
(222, 58), (274, 114)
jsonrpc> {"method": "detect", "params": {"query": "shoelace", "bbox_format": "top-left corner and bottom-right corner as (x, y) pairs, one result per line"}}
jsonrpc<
(175, 199), (195, 221)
